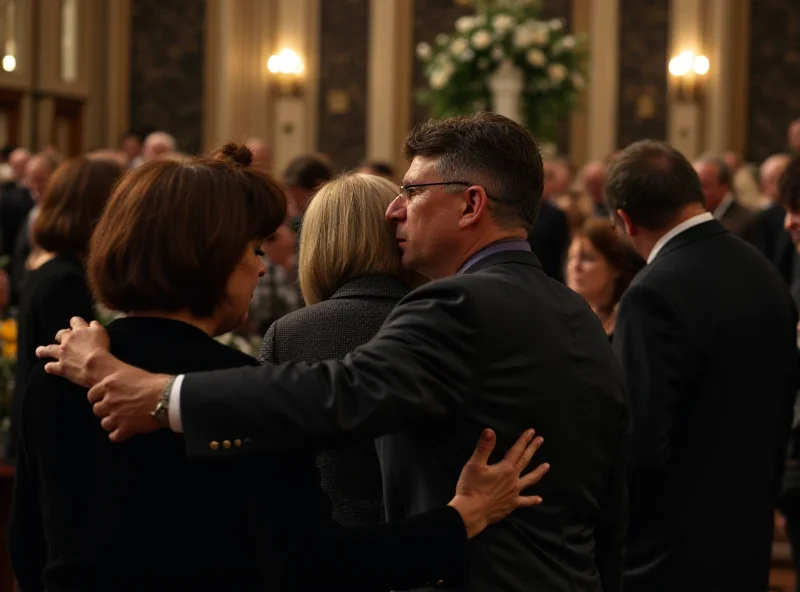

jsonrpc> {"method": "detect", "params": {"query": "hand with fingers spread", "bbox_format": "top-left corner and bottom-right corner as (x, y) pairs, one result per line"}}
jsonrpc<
(448, 428), (548, 539)
(36, 316), (117, 388)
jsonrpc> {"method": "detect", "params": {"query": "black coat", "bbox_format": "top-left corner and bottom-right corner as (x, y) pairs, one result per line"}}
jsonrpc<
(260, 274), (409, 527)
(754, 202), (796, 284)
(614, 219), (798, 592)
(527, 200), (570, 283)
(9, 316), (468, 592)
(180, 249), (628, 592)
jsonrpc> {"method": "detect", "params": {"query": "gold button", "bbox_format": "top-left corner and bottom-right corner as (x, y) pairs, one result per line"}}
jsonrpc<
(222, 440), (231, 449)
(234, 439), (242, 448)
(209, 441), (220, 451)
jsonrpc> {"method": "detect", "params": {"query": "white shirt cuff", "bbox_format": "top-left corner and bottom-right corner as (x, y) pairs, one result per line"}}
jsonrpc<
(168, 374), (185, 433)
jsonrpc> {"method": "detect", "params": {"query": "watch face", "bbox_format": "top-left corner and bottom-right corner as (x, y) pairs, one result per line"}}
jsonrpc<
(152, 403), (169, 426)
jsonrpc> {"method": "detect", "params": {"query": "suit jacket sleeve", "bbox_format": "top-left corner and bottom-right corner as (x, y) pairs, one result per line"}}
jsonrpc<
(181, 280), (481, 456)
(613, 283), (688, 468)
(290, 506), (469, 591)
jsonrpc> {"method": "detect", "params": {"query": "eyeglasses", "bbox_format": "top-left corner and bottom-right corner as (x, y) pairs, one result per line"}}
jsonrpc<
(398, 181), (496, 201)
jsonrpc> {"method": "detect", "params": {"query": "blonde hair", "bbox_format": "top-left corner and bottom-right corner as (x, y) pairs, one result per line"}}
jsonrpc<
(299, 173), (401, 305)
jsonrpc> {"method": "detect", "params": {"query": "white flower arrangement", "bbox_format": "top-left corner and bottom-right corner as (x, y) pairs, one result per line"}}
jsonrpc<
(416, 0), (588, 143)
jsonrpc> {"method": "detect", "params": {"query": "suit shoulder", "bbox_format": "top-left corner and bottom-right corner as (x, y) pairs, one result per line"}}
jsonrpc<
(203, 339), (260, 368)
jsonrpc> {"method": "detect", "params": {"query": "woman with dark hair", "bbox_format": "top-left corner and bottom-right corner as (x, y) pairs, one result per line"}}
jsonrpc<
(5, 156), (123, 463)
(10, 143), (547, 592)
(566, 217), (645, 338)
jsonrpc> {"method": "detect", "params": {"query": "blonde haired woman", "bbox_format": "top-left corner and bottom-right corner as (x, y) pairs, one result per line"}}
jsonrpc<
(260, 172), (412, 527)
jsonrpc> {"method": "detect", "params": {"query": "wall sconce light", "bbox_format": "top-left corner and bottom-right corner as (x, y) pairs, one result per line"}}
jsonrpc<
(267, 49), (304, 97)
(1, 54), (15, 72)
(668, 51), (709, 102)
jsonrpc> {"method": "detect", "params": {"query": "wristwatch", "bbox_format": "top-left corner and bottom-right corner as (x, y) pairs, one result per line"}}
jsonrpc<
(150, 376), (176, 427)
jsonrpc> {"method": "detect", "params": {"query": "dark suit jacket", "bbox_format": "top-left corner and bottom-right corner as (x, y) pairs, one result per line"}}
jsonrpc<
(260, 274), (409, 527)
(613, 220), (798, 592)
(0, 183), (33, 303)
(181, 249), (629, 592)
(718, 199), (758, 242)
(10, 317), (468, 592)
(527, 200), (570, 283)
(754, 202), (795, 284)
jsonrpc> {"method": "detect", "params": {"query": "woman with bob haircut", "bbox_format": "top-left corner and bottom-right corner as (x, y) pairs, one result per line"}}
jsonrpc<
(566, 217), (645, 339)
(10, 144), (548, 592)
(261, 173), (412, 527)
(6, 155), (123, 463)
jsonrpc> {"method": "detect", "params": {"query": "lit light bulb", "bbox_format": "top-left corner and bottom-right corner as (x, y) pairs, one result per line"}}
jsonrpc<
(267, 49), (304, 75)
(2, 54), (16, 72)
(669, 50), (693, 76)
(693, 55), (709, 75)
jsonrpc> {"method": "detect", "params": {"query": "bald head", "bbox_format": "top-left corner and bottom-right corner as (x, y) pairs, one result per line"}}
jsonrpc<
(760, 154), (791, 202)
(789, 120), (800, 154)
(543, 159), (571, 200)
(8, 147), (30, 181)
(143, 131), (176, 162)
(722, 151), (741, 173)
(581, 161), (607, 205)
(23, 154), (56, 200)
(246, 138), (273, 171)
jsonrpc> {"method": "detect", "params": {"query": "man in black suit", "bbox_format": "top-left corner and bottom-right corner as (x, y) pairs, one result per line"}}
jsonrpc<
(527, 159), (571, 282)
(42, 113), (628, 592)
(607, 140), (798, 592)
(693, 155), (758, 242)
(754, 153), (795, 284)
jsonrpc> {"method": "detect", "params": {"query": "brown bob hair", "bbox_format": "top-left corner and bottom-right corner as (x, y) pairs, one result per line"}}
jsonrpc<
(579, 217), (645, 311)
(33, 156), (124, 257)
(88, 143), (286, 317)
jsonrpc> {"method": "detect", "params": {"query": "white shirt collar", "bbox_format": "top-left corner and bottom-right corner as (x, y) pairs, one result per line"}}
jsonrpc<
(647, 212), (714, 264)
(713, 193), (735, 219)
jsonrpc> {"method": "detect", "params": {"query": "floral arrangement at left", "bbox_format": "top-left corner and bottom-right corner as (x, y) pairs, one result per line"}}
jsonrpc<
(415, 0), (588, 143)
(0, 317), (16, 433)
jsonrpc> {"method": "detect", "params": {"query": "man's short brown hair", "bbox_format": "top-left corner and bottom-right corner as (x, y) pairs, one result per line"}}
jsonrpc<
(33, 156), (123, 257)
(88, 143), (286, 317)
(403, 112), (543, 232)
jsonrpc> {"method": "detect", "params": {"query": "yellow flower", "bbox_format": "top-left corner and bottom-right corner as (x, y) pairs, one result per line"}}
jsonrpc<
(2, 341), (17, 359)
(0, 319), (17, 343)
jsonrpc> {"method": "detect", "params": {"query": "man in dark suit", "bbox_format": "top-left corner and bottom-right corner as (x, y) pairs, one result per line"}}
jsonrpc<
(754, 153), (795, 284)
(608, 140), (798, 592)
(41, 113), (628, 592)
(693, 155), (758, 242)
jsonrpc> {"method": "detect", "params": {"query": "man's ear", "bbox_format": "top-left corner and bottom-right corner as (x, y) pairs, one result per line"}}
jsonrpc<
(616, 209), (636, 237)
(458, 186), (491, 229)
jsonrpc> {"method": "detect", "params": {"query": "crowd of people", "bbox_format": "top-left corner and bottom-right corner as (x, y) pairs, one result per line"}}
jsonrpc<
(0, 112), (800, 591)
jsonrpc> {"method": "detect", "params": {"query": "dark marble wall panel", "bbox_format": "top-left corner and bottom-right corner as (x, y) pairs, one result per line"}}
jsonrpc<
(747, 0), (800, 163)
(411, 0), (474, 127)
(617, 0), (669, 149)
(129, 0), (206, 154)
(317, 0), (370, 173)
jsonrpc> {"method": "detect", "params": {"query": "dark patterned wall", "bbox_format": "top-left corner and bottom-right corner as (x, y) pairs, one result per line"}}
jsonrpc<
(411, 0), (473, 127)
(617, 0), (669, 149)
(747, 0), (800, 162)
(317, 0), (370, 173)
(129, 0), (206, 154)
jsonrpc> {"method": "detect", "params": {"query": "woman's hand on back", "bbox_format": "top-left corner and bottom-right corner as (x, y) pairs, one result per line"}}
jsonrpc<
(448, 428), (548, 539)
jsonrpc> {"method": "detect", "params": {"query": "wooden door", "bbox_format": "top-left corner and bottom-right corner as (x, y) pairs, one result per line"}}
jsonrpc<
(50, 97), (83, 157)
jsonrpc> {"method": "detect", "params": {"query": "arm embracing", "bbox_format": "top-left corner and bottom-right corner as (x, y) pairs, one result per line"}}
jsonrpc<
(182, 281), (482, 455)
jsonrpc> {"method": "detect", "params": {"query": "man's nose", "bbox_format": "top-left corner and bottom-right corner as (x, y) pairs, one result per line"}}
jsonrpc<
(385, 195), (406, 222)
